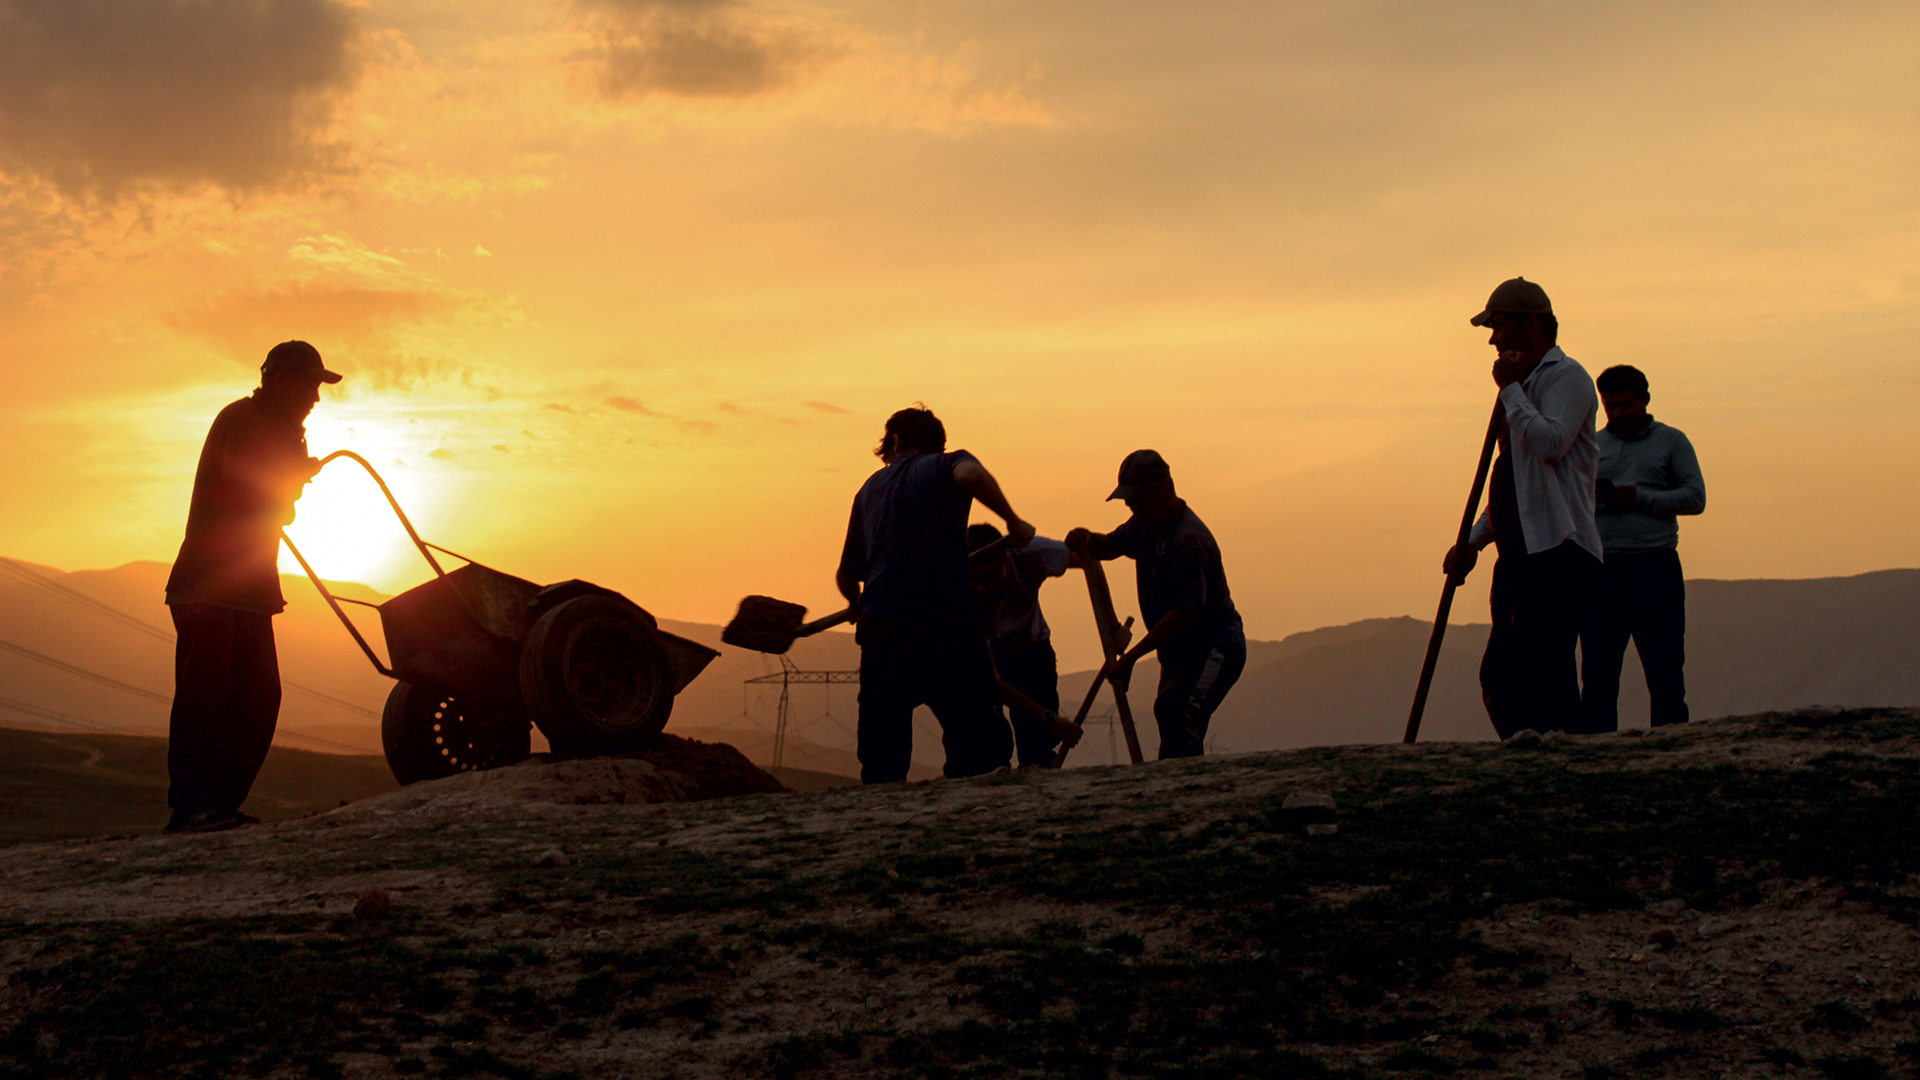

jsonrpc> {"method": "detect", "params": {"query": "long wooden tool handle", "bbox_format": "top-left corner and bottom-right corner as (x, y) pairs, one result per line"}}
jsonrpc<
(1052, 660), (1113, 769)
(1052, 614), (1135, 768)
(1404, 398), (1505, 744)
(1111, 676), (1144, 764)
(792, 607), (855, 639)
(1080, 560), (1145, 764)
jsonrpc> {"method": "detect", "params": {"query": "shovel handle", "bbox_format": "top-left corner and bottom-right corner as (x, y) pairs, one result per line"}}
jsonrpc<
(792, 607), (856, 639)
(1404, 397), (1505, 743)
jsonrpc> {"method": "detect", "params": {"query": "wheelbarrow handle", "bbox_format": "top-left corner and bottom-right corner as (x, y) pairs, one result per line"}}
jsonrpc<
(280, 530), (394, 678)
(310, 450), (446, 578)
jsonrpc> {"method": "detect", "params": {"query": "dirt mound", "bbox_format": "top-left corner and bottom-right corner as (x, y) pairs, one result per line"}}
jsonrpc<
(299, 734), (785, 826)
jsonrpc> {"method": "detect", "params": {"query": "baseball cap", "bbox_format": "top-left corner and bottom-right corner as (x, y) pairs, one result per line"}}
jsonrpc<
(1108, 449), (1172, 501)
(261, 340), (342, 384)
(1469, 277), (1553, 327)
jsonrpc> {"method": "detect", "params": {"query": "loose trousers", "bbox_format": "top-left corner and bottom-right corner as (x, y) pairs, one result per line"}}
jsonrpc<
(1153, 628), (1247, 759)
(1581, 547), (1689, 731)
(995, 639), (1062, 767)
(167, 603), (281, 814)
(856, 614), (1013, 783)
(1481, 540), (1600, 739)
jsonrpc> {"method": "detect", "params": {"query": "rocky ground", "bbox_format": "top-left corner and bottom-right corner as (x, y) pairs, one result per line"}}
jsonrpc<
(3, 712), (1919, 1080)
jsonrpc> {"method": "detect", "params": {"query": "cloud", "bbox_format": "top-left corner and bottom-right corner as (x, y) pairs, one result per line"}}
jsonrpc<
(0, 0), (360, 198)
(575, 0), (827, 100)
(605, 396), (666, 416)
(543, 402), (577, 413)
(172, 284), (437, 366)
(803, 400), (849, 414)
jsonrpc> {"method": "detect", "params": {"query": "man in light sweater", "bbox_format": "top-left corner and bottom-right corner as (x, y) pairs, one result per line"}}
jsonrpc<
(1581, 365), (1706, 730)
(1443, 278), (1603, 738)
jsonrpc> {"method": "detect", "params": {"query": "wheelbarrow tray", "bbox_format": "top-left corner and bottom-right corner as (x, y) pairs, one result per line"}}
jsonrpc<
(376, 562), (715, 704)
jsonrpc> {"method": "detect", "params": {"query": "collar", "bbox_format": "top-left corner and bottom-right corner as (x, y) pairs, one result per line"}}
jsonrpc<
(1521, 346), (1567, 386)
(1609, 415), (1658, 441)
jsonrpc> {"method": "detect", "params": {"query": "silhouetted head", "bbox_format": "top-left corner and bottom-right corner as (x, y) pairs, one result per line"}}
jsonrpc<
(1109, 449), (1180, 519)
(258, 340), (339, 424)
(875, 405), (945, 461)
(1472, 277), (1558, 364)
(967, 522), (1009, 597)
(1596, 364), (1652, 430)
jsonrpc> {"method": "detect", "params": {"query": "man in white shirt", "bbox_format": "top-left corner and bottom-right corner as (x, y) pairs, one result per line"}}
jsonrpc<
(1443, 278), (1603, 738)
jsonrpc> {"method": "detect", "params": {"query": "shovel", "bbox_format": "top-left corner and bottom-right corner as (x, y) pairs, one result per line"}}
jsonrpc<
(723, 538), (1012, 655)
(721, 597), (855, 654)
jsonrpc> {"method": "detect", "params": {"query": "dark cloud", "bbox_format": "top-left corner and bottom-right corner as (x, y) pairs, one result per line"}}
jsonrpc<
(0, 0), (357, 197)
(575, 0), (822, 99)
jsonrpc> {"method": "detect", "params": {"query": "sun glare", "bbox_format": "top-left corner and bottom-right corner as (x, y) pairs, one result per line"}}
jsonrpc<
(280, 407), (445, 593)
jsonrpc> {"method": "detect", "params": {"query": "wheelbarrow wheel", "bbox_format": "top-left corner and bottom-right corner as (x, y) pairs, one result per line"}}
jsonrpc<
(521, 594), (674, 756)
(382, 681), (531, 785)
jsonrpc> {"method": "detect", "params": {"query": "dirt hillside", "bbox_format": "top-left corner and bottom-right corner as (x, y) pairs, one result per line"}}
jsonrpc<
(3, 711), (1918, 1080)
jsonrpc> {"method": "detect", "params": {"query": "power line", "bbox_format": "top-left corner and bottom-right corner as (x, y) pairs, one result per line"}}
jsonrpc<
(0, 692), (144, 736)
(0, 637), (171, 705)
(0, 556), (174, 642)
(0, 426), (170, 522)
(0, 557), (379, 719)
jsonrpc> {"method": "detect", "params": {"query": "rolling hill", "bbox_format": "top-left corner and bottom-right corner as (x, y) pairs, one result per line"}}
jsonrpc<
(5, 555), (1918, 776)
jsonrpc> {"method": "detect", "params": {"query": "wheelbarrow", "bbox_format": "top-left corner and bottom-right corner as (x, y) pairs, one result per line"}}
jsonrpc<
(281, 451), (719, 785)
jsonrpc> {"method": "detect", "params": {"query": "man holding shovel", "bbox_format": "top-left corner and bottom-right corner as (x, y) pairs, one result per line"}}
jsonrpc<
(1442, 278), (1602, 738)
(1067, 450), (1244, 759)
(163, 341), (338, 833)
(836, 406), (1032, 783)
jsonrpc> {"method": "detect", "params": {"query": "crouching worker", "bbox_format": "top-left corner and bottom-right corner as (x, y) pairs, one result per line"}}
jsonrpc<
(836, 406), (1031, 783)
(163, 341), (339, 833)
(967, 523), (1084, 767)
(1067, 450), (1244, 758)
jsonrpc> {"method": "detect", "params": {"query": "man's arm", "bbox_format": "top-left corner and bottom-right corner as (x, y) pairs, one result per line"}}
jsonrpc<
(997, 676), (1083, 748)
(1445, 510), (1493, 580)
(1107, 606), (1198, 691)
(1631, 431), (1707, 517)
(835, 503), (865, 617)
(952, 457), (1036, 548)
(1064, 528), (1124, 562)
(1500, 364), (1593, 464)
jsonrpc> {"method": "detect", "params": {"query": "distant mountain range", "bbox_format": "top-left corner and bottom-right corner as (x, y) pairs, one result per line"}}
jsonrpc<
(4, 556), (1917, 776)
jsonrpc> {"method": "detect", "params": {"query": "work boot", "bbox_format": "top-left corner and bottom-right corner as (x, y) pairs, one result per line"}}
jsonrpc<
(163, 810), (243, 835)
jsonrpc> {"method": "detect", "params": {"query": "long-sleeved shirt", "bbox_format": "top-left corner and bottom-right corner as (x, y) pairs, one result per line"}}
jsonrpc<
(1467, 346), (1603, 561)
(165, 393), (314, 614)
(1595, 419), (1705, 552)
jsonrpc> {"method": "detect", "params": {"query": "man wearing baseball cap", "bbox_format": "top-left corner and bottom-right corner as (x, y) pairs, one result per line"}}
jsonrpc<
(162, 340), (340, 833)
(1067, 450), (1245, 758)
(1442, 278), (1603, 738)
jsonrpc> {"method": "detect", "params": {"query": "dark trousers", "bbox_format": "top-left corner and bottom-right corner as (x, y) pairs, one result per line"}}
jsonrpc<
(1581, 547), (1689, 731)
(1153, 630), (1247, 759)
(857, 615), (1013, 784)
(995, 639), (1061, 767)
(168, 604), (281, 814)
(1481, 540), (1600, 739)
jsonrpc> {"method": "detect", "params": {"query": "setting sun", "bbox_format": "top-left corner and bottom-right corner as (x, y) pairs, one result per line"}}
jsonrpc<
(280, 409), (445, 593)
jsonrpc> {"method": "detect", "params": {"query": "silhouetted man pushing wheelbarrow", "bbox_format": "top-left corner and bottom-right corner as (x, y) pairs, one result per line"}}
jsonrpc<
(162, 341), (338, 834)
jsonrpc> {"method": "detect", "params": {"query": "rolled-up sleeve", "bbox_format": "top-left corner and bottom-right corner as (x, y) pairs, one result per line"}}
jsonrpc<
(1502, 361), (1594, 464)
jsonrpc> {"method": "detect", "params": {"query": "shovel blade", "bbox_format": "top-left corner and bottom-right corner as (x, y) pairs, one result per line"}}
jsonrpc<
(721, 595), (809, 653)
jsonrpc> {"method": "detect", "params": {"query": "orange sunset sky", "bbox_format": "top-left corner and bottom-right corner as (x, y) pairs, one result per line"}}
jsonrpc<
(1, 0), (1915, 673)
